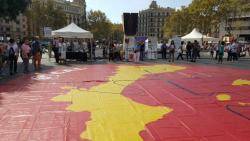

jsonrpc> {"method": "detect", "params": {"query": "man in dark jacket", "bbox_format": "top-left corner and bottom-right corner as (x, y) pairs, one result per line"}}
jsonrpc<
(186, 41), (192, 61)
(191, 40), (199, 62)
(161, 42), (167, 59)
(140, 42), (145, 61)
(8, 39), (19, 75)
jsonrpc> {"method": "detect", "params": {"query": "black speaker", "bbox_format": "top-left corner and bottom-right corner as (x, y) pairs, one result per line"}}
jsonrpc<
(123, 13), (138, 36)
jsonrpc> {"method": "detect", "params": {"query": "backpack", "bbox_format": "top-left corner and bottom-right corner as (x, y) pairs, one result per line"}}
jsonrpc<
(9, 47), (15, 59)
(32, 41), (41, 55)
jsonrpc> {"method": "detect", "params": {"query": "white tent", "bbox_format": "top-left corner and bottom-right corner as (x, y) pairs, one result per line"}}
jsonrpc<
(181, 28), (219, 42)
(52, 23), (93, 39)
(182, 28), (203, 41)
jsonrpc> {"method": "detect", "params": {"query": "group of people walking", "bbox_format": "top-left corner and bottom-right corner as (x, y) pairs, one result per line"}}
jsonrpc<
(0, 37), (42, 76)
(160, 39), (244, 64)
(161, 40), (202, 63)
(210, 39), (240, 62)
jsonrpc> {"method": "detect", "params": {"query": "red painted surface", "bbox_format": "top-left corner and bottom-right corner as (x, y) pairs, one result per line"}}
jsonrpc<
(0, 64), (249, 141)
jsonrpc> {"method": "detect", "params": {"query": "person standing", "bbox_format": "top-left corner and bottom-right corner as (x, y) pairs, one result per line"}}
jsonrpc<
(191, 40), (199, 62)
(177, 41), (184, 60)
(52, 37), (59, 63)
(186, 41), (192, 61)
(168, 40), (175, 62)
(88, 40), (96, 60)
(108, 42), (114, 62)
(92, 41), (97, 60)
(73, 40), (79, 52)
(226, 42), (232, 61)
(247, 43), (250, 56)
(161, 42), (167, 59)
(231, 40), (238, 61)
(58, 37), (67, 64)
(113, 42), (119, 61)
(218, 41), (225, 64)
(133, 42), (140, 63)
(210, 43), (215, 60)
(215, 42), (220, 60)
(31, 36), (42, 71)
(140, 42), (145, 61)
(197, 42), (201, 59)
(21, 38), (31, 73)
(0, 43), (4, 75)
(8, 39), (19, 75)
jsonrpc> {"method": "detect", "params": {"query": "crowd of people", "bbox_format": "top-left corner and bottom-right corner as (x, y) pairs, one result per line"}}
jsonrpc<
(132, 42), (145, 62)
(0, 37), (42, 76)
(159, 39), (250, 64)
(208, 40), (246, 62)
(160, 40), (202, 63)
(51, 37), (97, 63)
(1, 36), (249, 77)
(105, 39), (249, 64)
(107, 42), (123, 62)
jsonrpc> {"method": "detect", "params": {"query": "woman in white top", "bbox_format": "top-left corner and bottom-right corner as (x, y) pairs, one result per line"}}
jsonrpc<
(58, 37), (67, 63)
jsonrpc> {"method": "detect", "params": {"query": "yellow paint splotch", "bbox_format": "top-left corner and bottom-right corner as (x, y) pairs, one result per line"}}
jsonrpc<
(216, 94), (232, 101)
(232, 79), (250, 86)
(52, 65), (186, 141)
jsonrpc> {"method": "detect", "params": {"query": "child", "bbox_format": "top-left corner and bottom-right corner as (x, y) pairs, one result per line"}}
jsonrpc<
(210, 44), (214, 59)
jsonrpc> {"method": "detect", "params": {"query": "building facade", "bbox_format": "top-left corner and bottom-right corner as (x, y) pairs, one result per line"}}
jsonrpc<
(219, 12), (250, 42)
(53, 0), (86, 25)
(0, 0), (87, 40)
(27, 0), (87, 37)
(137, 1), (174, 41)
(30, 0), (87, 25)
(0, 14), (28, 41)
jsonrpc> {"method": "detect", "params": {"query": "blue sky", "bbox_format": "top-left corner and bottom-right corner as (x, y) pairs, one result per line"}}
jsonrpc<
(85, 0), (192, 23)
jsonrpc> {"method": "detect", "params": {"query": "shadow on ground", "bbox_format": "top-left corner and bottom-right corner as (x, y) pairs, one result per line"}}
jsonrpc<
(0, 63), (55, 94)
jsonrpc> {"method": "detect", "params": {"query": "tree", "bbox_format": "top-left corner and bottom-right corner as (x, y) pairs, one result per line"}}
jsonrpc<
(164, 7), (192, 37)
(0, 0), (29, 20)
(111, 24), (124, 43)
(87, 10), (112, 40)
(26, 0), (67, 37)
(45, 0), (67, 29)
(164, 0), (250, 38)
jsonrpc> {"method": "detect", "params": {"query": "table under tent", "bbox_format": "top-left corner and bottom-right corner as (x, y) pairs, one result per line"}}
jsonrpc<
(52, 23), (94, 62)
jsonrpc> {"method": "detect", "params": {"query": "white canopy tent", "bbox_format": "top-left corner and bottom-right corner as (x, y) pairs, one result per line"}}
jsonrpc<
(182, 28), (203, 42)
(52, 23), (93, 39)
(181, 28), (219, 42)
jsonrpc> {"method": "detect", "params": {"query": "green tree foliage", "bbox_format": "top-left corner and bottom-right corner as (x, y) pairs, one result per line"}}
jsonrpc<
(0, 0), (29, 20)
(164, 0), (250, 38)
(164, 7), (192, 37)
(87, 10), (112, 40)
(111, 24), (124, 43)
(26, 0), (67, 37)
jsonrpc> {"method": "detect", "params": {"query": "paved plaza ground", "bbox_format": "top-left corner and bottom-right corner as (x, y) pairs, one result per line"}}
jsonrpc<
(0, 56), (250, 141)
